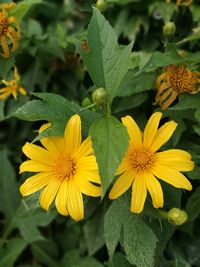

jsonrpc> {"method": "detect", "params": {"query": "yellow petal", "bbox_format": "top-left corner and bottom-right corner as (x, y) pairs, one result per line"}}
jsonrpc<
(55, 180), (68, 216)
(65, 114), (82, 155)
(109, 168), (136, 199)
(121, 115), (142, 148)
(19, 160), (51, 173)
(74, 174), (101, 197)
(20, 172), (52, 196)
(41, 136), (66, 157)
(156, 158), (194, 172)
(145, 172), (164, 208)
(18, 87), (27, 95)
(131, 172), (147, 213)
(143, 112), (162, 148)
(77, 170), (101, 184)
(77, 155), (98, 171)
(74, 137), (93, 159)
(149, 121), (177, 152)
(67, 181), (84, 221)
(1, 34), (10, 58)
(155, 149), (191, 160)
(22, 142), (55, 163)
(39, 179), (61, 211)
(152, 164), (192, 190)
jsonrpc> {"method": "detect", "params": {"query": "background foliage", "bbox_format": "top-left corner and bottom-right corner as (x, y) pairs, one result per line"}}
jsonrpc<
(1, 0), (200, 266)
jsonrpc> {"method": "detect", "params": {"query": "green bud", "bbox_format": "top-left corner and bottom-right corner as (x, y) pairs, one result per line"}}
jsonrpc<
(96, 0), (106, 12)
(163, 22), (176, 37)
(167, 208), (188, 226)
(92, 87), (107, 106)
(81, 97), (92, 108)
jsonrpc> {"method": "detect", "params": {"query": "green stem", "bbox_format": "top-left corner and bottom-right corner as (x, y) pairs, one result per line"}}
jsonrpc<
(80, 103), (96, 112)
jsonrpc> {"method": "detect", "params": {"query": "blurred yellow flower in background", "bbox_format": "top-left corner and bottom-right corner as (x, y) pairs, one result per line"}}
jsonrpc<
(109, 112), (193, 214)
(0, 2), (20, 58)
(155, 64), (200, 109)
(166, 0), (193, 7)
(20, 115), (101, 221)
(0, 65), (27, 100)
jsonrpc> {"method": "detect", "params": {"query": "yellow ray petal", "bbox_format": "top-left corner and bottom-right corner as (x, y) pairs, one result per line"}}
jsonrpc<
(22, 142), (55, 163)
(18, 87), (27, 95)
(20, 172), (52, 196)
(74, 174), (101, 197)
(145, 172), (164, 208)
(12, 90), (17, 100)
(19, 160), (51, 173)
(74, 137), (93, 159)
(64, 114), (82, 155)
(39, 179), (61, 211)
(55, 180), (68, 216)
(77, 170), (101, 184)
(155, 149), (192, 160)
(67, 181), (84, 221)
(155, 158), (194, 172)
(77, 155), (98, 171)
(41, 136), (66, 157)
(115, 160), (128, 175)
(161, 90), (178, 110)
(1, 34), (10, 58)
(109, 168), (136, 199)
(150, 121), (177, 152)
(131, 172), (147, 213)
(0, 90), (11, 99)
(152, 164), (192, 190)
(143, 112), (162, 148)
(121, 115), (142, 148)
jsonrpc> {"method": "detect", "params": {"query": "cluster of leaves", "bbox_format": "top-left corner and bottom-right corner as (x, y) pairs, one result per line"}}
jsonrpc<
(1, 0), (200, 266)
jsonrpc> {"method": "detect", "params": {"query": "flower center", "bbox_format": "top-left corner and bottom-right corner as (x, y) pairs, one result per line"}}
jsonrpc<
(166, 65), (198, 93)
(53, 156), (76, 180)
(0, 15), (8, 35)
(128, 147), (154, 171)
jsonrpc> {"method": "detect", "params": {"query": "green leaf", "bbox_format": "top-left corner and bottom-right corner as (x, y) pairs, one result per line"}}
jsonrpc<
(123, 216), (157, 267)
(9, 0), (43, 22)
(0, 56), (14, 78)
(186, 186), (200, 221)
(90, 116), (129, 195)
(140, 46), (183, 73)
(0, 238), (27, 267)
(83, 206), (105, 255)
(170, 94), (200, 110)
(13, 93), (100, 139)
(117, 70), (157, 97)
(61, 250), (104, 267)
(177, 27), (200, 45)
(105, 198), (129, 257)
(0, 149), (20, 220)
(107, 252), (132, 267)
(76, 7), (132, 105)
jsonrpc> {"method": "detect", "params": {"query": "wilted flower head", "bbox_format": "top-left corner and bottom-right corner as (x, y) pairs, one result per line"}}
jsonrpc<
(0, 2), (20, 58)
(0, 65), (27, 100)
(165, 0), (193, 7)
(155, 64), (200, 109)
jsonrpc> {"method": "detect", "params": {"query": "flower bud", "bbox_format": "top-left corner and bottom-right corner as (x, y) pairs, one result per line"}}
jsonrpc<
(163, 22), (176, 37)
(96, 0), (106, 12)
(167, 208), (188, 225)
(92, 87), (107, 106)
(81, 97), (92, 108)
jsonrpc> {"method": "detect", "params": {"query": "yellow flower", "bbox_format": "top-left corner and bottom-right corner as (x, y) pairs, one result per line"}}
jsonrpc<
(109, 112), (193, 214)
(19, 114), (101, 221)
(176, 0), (192, 7)
(0, 65), (27, 100)
(165, 0), (192, 7)
(155, 64), (200, 110)
(0, 3), (20, 58)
